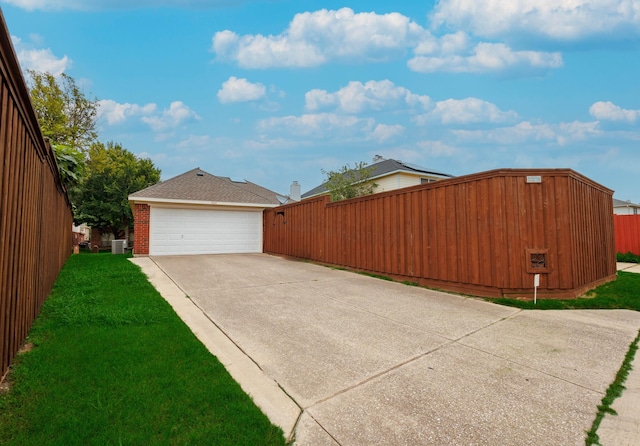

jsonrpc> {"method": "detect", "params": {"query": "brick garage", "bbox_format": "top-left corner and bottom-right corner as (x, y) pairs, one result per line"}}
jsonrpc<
(128, 168), (282, 256)
(133, 204), (151, 255)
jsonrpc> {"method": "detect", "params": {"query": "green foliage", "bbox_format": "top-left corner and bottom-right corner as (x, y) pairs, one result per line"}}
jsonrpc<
(27, 71), (99, 197)
(586, 330), (640, 445)
(0, 254), (285, 446)
(27, 70), (98, 152)
(51, 144), (84, 195)
(617, 251), (640, 263)
(27, 71), (159, 226)
(322, 161), (377, 202)
(74, 141), (160, 237)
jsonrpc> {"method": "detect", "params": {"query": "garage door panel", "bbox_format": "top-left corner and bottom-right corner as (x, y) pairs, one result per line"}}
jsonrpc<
(150, 207), (263, 256)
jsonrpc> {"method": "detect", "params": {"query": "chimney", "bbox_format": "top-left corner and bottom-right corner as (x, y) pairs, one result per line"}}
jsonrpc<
(290, 181), (301, 201)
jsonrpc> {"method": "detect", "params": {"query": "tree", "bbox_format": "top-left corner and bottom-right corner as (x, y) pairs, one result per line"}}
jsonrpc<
(51, 143), (85, 198)
(321, 161), (377, 202)
(27, 71), (99, 193)
(74, 142), (161, 239)
(27, 70), (98, 151)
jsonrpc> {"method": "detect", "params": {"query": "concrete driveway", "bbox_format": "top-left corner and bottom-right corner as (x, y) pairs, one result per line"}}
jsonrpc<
(133, 254), (640, 445)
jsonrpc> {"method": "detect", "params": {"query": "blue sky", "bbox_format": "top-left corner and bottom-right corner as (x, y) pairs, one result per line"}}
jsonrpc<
(2, 0), (640, 201)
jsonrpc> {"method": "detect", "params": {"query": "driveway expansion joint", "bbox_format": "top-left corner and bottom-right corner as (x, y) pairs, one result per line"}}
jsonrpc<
(151, 257), (268, 373)
(304, 410), (344, 446)
(309, 340), (457, 408)
(288, 280), (518, 342)
(142, 255), (640, 445)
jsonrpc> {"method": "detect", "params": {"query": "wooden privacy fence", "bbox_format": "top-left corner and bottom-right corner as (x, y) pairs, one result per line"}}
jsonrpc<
(614, 215), (640, 256)
(1, 11), (72, 381)
(264, 169), (616, 299)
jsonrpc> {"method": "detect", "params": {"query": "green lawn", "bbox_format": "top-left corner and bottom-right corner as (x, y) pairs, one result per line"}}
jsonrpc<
(0, 254), (286, 446)
(489, 271), (640, 311)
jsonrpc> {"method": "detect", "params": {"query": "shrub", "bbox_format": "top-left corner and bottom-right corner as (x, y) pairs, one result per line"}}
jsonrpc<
(617, 252), (640, 263)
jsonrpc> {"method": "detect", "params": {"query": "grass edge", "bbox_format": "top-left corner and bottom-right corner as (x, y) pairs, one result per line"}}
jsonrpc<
(585, 329), (640, 445)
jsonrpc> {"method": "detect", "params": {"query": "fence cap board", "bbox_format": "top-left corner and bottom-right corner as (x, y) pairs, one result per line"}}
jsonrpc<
(264, 166), (616, 299)
(274, 168), (613, 209)
(0, 9), (68, 202)
(1, 7), (74, 381)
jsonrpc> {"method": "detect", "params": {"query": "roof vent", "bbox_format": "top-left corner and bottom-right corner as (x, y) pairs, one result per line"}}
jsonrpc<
(196, 171), (204, 177)
(230, 177), (246, 183)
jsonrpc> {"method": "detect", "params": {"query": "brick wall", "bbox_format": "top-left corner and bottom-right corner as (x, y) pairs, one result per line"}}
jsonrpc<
(91, 227), (102, 247)
(134, 203), (151, 255)
(71, 231), (86, 246)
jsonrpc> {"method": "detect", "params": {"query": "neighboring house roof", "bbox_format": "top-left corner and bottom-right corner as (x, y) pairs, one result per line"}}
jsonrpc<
(613, 198), (640, 209)
(129, 168), (284, 206)
(301, 158), (454, 199)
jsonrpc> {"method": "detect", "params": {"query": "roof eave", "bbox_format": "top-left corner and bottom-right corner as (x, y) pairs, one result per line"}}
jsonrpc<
(301, 169), (452, 199)
(128, 196), (279, 208)
(369, 169), (452, 181)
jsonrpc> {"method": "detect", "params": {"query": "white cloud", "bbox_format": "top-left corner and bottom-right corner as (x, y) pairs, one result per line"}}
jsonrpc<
(212, 8), (565, 75)
(97, 99), (157, 125)
(371, 124), (405, 142)
(409, 40), (562, 74)
(412, 30), (469, 56)
(431, 0), (640, 41)
(212, 30), (325, 69)
(305, 79), (431, 113)
(212, 7), (426, 68)
(16, 48), (71, 75)
(11, 35), (71, 75)
(3, 0), (259, 11)
(416, 140), (459, 156)
(453, 121), (602, 145)
(99, 99), (200, 131)
(257, 112), (375, 138)
(304, 89), (337, 111)
(174, 135), (213, 150)
(2, 0), (59, 10)
(141, 101), (200, 131)
(373, 148), (423, 163)
(303, 81), (517, 127)
(217, 76), (266, 104)
(257, 113), (405, 144)
(589, 101), (640, 123)
(415, 97), (518, 125)
(243, 136), (303, 151)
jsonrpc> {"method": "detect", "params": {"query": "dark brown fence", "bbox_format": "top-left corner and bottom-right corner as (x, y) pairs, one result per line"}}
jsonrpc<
(264, 169), (616, 299)
(1, 11), (72, 381)
(615, 215), (640, 256)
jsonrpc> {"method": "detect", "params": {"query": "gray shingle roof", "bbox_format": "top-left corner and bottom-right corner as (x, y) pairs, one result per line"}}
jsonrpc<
(613, 198), (640, 208)
(301, 158), (453, 198)
(129, 168), (282, 205)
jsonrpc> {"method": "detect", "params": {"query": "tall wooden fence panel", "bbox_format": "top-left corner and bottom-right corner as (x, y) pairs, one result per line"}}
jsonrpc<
(568, 176), (617, 294)
(264, 169), (615, 299)
(1, 11), (72, 381)
(615, 215), (640, 256)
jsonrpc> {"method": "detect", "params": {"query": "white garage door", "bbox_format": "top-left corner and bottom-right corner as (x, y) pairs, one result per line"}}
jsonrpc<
(149, 207), (263, 256)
